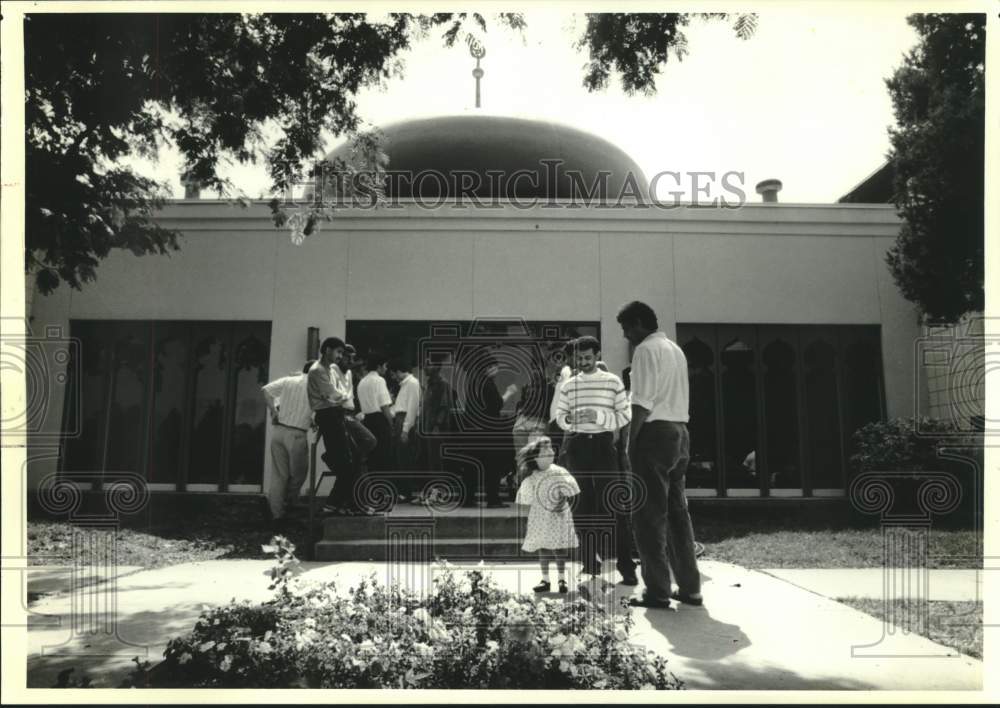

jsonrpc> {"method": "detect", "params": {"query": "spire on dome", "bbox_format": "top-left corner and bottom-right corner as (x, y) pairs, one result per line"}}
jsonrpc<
(469, 40), (485, 109)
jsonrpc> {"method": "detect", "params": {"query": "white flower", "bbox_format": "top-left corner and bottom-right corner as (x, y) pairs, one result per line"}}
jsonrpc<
(412, 608), (431, 625)
(178, 652), (193, 665)
(198, 640), (215, 652)
(412, 642), (433, 658)
(640, 682), (656, 690)
(219, 655), (233, 672)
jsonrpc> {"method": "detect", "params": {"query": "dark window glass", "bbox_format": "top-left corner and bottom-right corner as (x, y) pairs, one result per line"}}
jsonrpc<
(677, 323), (882, 497)
(720, 335), (758, 489)
(148, 323), (189, 483)
(63, 322), (114, 472)
(187, 326), (230, 483)
(843, 331), (884, 456)
(804, 338), (843, 489)
(683, 337), (718, 490)
(62, 320), (271, 489)
(104, 323), (150, 476)
(762, 337), (800, 490)
(228, 324), (270, 485)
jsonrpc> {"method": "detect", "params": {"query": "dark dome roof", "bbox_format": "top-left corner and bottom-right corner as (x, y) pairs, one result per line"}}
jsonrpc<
(324, 115), (647, 201)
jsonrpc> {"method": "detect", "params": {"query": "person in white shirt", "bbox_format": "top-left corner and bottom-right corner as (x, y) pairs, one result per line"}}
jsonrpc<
(556, 336), (631, 583)
(357, 353), (395, 474)
(261, 360), (314, 526)
(618, 300), (702, 609)
(389, 358), (422, 503)
(336, 344), (377, 476)
(546, 345), (573, 460)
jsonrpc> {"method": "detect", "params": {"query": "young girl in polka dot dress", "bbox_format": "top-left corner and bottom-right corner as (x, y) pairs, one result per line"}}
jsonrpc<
(515, 436), (580, 593)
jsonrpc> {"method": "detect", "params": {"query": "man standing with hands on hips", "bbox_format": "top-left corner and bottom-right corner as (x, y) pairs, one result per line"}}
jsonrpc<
(617, 301), (702, 609)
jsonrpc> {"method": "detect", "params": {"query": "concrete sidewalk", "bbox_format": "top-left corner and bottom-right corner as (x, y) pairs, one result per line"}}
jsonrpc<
(21, 559), (982, 691)
(762, 568), (986, 602)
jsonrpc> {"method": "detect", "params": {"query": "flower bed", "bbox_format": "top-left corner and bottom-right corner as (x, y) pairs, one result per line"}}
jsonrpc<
(146, 538), (683, 690)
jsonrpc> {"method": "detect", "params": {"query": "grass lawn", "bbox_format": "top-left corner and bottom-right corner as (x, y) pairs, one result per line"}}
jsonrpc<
(836, 598), (983, 659)
(27, 500), (314, 570)
(27, 504), (983, 571)
(697, 518), (982, 569)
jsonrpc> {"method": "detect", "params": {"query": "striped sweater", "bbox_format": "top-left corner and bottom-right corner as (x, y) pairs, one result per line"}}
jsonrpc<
(555, 370), (631, 433)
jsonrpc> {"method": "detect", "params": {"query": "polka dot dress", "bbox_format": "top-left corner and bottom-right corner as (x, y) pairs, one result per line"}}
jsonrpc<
(515, 464), (580, 552)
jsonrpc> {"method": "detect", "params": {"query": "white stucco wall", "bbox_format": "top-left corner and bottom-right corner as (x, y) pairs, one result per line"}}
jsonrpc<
(27, 200), (917, 492)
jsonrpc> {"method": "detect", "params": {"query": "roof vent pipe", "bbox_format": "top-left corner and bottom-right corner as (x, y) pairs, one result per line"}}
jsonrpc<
(755, 178), (782, 203)
(181, 173), (202, 200)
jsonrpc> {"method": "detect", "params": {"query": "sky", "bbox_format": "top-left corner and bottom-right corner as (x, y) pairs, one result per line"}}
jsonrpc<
(138, 9), (920, 204)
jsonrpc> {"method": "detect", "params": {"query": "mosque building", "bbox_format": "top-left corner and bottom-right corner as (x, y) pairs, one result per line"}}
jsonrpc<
(25, 102), (933, 508)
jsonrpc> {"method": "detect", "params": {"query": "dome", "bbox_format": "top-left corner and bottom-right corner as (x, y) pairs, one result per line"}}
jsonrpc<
(322, 115), (648, 202)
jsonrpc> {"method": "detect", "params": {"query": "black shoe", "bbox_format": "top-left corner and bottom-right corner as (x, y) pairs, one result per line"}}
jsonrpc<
(532, 580), (551, 593)
(670, 591), (704, 606)
(628, 596), (672, 609)
(619, 575), (639, 586)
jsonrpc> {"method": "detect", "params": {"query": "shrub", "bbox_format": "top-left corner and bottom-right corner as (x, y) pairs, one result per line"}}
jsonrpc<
(157, 538), (684, 690)
(849, 417), (980, 474)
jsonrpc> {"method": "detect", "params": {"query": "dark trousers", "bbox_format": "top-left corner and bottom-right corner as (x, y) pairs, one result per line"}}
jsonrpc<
(630, 421), (701, 602)
(393, 413), (421, 499)
(363, 413), (393, 473)
(564, 432), (618, 576)
(316, 407), (354, 507)
(614, 438), (639, 579)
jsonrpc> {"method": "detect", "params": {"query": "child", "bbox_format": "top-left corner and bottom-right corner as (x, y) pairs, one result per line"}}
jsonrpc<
(515, 436), (580, 593)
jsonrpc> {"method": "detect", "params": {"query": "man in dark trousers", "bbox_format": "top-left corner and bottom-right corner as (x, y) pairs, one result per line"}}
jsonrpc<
(357, 353), (394, 475)
(618, 300), (702, 609)
(307, 337), (354, 514)
(555, 336), (631, 592)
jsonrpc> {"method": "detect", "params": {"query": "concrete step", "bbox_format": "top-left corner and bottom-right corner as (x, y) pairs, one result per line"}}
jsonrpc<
(321, 511), (529, 539)
(313, 538), (532, 562)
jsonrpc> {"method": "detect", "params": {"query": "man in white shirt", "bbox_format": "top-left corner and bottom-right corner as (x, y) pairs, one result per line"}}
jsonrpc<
(261, 360), (314, 526)
(390, 358), (422, 503)
(618, 300), (702, 609)
(357, 353), (395, 474)
(556, 336), (631, 581)
(336, 344), (377, 477)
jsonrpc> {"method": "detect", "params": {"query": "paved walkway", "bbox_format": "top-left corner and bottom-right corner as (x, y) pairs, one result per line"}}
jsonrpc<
(761, 568), (985, 602)
(20, 560), (982, 690)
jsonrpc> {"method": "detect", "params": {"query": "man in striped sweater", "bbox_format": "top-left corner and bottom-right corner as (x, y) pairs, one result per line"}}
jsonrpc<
(556, 336), (632, 584)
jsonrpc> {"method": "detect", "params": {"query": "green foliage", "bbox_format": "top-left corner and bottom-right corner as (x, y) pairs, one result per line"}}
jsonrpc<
(158, 542), (684, 689)
(885, 14), (985, 323)
(579, 13), (757, 94)
(849, 417), (979, 474)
